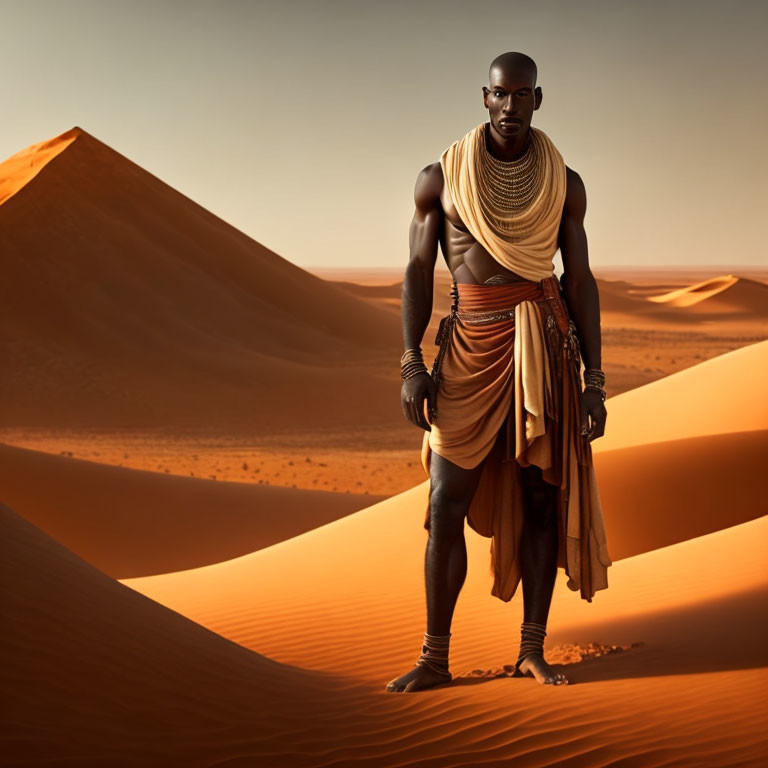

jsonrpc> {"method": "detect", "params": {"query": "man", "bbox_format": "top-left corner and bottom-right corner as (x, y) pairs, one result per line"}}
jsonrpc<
(387, 52), (612, 693)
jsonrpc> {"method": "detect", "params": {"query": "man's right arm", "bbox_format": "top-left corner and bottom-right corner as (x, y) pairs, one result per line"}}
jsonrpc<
(400, 163), (443, 431)
(402, 162), (443, 352)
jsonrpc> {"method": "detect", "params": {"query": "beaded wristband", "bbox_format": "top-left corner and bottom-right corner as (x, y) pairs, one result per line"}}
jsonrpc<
(401, 347), (429, 382)
(584, 383), (607, 401)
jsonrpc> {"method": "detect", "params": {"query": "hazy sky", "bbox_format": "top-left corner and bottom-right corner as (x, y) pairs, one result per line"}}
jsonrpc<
(1, 0), (766, 271)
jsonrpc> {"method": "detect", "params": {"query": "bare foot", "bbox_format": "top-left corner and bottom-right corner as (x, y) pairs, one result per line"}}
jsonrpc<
(516, 653), (568, 685)
(385, 663), (452, 693)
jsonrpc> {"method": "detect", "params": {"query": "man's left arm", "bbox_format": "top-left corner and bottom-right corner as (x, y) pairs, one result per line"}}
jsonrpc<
(558, 166), (607, 441)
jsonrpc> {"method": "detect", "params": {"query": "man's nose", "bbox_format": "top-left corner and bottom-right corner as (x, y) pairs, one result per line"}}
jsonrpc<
(501, 95), (517, 113)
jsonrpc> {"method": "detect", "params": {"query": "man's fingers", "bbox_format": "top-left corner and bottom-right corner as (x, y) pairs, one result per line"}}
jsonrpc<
(405, 397), (416, 427)
(403, 379), (436, 432)
(580, 396), (590, 435)
(407, 395), (430, 432)
(587, 410), (606, 442)
(417, 398), (431, 431)
(426, 386), (437, 425)
(591, 420), (606, 441)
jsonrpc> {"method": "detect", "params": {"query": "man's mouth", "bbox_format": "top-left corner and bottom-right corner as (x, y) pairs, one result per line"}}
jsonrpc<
(500, 119), (522, 125)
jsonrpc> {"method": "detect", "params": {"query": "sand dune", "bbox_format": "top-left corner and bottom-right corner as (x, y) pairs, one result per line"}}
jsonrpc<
(4, 493), (765, 766)
(593, 338), (768, 453)
(598, 272), (768, 321)
(119, 504), (768, 767)
(593, 429), (767, 557)
(0, 501), (372, 767)
(0, 440), (383, 579)
(648, 273), (768, 315)
(0, 126), (403, 433)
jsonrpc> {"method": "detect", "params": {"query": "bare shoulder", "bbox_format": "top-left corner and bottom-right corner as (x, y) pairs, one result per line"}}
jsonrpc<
(414, 161), (444, 212)
(563, 165), (587, 218)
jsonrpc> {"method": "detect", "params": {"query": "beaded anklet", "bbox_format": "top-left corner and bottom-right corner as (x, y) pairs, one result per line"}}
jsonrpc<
(513, 621), (547, 676)
(415, 631), (453, 680)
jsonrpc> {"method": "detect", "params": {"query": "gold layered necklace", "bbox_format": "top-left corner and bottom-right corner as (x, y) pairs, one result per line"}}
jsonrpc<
(475, 124), (544, 241)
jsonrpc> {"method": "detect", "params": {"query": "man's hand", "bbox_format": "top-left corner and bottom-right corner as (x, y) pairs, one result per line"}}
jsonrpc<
(580, 388), (606, 441)
(401, 373), (437, 431)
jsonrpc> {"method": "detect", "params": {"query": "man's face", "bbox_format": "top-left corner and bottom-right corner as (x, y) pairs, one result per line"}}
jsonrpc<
(482, 69), (541, 139)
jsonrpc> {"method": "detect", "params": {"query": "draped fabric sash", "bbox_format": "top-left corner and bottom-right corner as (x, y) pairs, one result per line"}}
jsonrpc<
(420, 277), (612, 603)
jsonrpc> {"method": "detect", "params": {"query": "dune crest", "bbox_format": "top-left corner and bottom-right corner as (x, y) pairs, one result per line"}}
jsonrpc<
(0, 126), (82, 205)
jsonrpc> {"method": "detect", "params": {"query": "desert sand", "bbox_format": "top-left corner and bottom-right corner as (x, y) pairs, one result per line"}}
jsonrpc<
(2, 127), (767, 766)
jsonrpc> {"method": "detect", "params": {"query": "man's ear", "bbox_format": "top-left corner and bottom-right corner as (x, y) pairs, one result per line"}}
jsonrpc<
(534, 86), (543, 110)
(482, 86), (491, 108)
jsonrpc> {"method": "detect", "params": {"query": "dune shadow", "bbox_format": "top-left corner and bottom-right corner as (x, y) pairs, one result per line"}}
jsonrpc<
(446, 585), (768, 688)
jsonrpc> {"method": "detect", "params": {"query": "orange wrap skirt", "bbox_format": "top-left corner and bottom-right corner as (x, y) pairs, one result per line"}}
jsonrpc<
(420, 275), (612, 602)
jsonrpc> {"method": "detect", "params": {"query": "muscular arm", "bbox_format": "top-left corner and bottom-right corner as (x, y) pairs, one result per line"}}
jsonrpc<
(402, 163), (442, 351)
(558, 167), (601, 371)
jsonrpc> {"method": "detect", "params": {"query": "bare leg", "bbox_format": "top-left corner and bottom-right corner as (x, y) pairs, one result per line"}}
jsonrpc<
(386, 450), (485, 692)
(515, 464), (568, 685)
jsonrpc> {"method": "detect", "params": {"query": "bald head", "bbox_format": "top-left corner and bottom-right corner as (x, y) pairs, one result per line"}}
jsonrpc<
(482, 52), (542, 143)
(489, 52), (537, 88)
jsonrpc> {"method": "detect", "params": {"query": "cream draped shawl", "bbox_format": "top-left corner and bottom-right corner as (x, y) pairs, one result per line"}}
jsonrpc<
(439, 123), (567, 282)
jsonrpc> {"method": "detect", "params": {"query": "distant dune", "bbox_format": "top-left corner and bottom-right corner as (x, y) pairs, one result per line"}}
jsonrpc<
(0, 127), (402, 432)
(648, 273), (768, 315)
(0, 440), (384, 578)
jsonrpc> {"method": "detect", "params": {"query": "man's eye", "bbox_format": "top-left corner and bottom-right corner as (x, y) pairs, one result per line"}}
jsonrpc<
(494, 91), (504, 97)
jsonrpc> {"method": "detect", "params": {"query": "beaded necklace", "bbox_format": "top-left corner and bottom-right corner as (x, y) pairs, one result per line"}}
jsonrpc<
(475, 124), (544, 242)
